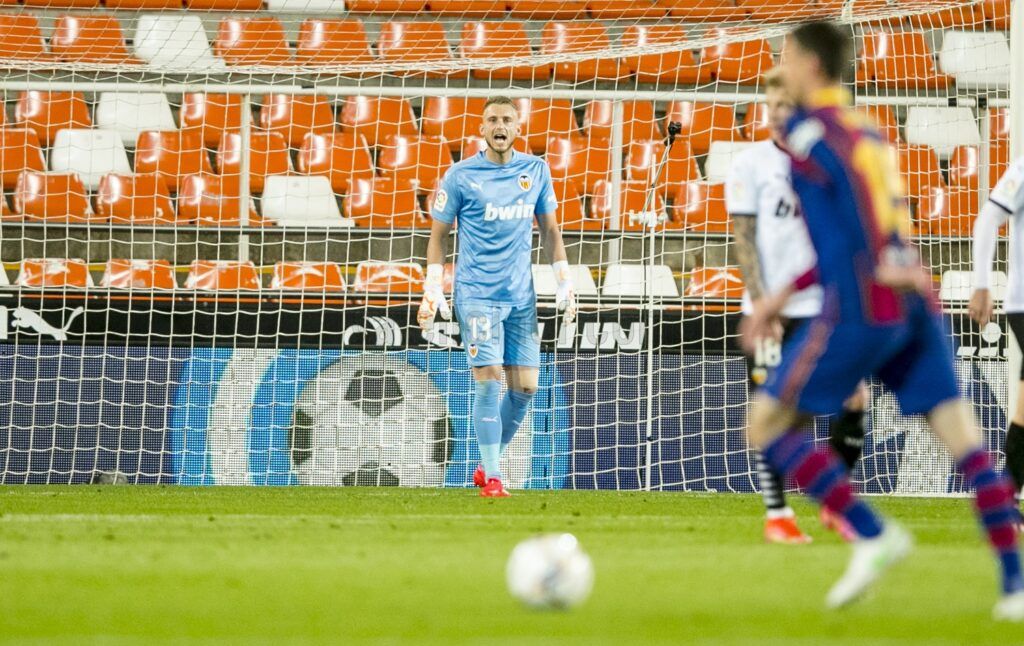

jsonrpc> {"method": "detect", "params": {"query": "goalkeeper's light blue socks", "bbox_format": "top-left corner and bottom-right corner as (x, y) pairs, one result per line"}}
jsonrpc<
(500, 390), (534, 456)
(473, 379), (503, 479)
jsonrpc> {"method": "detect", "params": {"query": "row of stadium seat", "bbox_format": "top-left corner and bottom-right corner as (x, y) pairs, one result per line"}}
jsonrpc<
(2, 257), (746, 299)
(0, 1), (1010, 28)
(1, 91), (1005, 159)
(0, 14), (1011, 88)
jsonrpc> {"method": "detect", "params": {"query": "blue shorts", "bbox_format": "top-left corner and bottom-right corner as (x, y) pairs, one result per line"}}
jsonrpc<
(455, 300), (540, 369)
(764, 300), (960, 416)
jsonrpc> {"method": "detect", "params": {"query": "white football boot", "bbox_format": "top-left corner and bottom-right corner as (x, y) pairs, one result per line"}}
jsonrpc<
(826, 521), (913, 609)
(993, 589), (1024, 622)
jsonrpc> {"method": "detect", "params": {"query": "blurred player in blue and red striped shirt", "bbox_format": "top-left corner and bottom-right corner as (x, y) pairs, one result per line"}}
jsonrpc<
(740, 21), (1024, 620)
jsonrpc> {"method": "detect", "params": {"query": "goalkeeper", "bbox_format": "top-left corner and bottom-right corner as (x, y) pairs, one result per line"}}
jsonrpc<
(418, 96), (577, 498)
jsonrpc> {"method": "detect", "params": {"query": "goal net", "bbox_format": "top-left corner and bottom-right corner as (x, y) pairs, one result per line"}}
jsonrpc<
(0, 0), (1014, 495)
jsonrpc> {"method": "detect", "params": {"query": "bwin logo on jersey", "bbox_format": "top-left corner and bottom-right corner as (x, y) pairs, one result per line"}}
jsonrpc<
(342, 316), (403, 347)
(484, 200), (535, 221)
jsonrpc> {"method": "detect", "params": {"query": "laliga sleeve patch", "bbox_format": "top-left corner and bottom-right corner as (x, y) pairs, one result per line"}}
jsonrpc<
(786, 118), (825, 160)
(433, 188), (449, 211)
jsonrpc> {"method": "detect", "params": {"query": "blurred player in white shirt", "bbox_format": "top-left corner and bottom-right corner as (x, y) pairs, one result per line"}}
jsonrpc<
(969, 154), (1024, 527)
(727, 70), (866, 544)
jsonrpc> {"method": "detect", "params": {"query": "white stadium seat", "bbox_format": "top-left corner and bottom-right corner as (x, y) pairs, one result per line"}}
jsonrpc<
(94, 93), (177, 147)
(600, 264), (679, 298)
(940, 270), (1007, 302)
(260, 175), (354, 228)
(904, 107), (980, 159)
(133, 14), (226, 72)
(266, 0), (345, 10)
(532, 264), (599, 297)
(939, 31), (1010, 90)
(49, 129), (132, 190)
(704, 141), (754, 184)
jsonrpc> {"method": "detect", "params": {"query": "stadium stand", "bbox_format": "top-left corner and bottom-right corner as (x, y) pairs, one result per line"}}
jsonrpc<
(271, 261), (348, 291)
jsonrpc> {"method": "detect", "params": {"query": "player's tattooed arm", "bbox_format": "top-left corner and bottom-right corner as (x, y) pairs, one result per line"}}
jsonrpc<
(732, 216), (767, 301)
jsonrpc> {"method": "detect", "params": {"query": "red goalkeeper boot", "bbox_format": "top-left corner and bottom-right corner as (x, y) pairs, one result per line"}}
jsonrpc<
(480, 478), (511, 498)
(820, 506), (858, 542)
(764, 514), (812, 545)
(473, 464), (486, 488)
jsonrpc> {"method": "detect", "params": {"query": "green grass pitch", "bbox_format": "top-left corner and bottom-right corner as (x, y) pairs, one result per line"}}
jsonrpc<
(0, 487), (1019, 645)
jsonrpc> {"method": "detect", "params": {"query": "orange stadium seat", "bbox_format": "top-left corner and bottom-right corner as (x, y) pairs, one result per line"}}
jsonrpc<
(295, 19), (374, 68)
(991, 140), (1009, 189)
(377, 21), (465, 78)
(271, 261), (347, 292)
(509, 0), (586, 18)
(741, 104), (771, 141)
(621, 25), (708, 85)
(296, 132), (375, 193)
(180, 94), (244, 148)
(185, 261), (261, 291)
(992, 107), (1010, 142)
(701, 30), (774, 85)
(665, 101), (736, 155)
(94, 173), (177, 225)
(344, 177), (424, 229)
(857, 31), (951, 90)
(214, 18), (294, 66)
(102, 259), (177, 290)
(347, 0), (426, 11)
(949, 145), (981, 191)
(50, 15), (139, 64)
(16, 92), (91, 147)
(134, 131), (214, 193)
(917, 185), (977, 237)
(907, 3), (985, 28)
(338, 96), (418, 148)
(460, 135), (530, 158)
(583, 101), (663, 144)
(258, 94), (335, 147)
(0, 129), (45, 190)
(856, 104), (901, 144)
(421, 97), (486, 149)
(895, 144), (945, 201)
(177, 174), (261, 226)
(16, 259), (93, 288)
(672, 182), (729, 233)
(430, 0), (505, 16)
(0, 16), (47, 62)
(459, 22), (549, 82)
(655, 0), (741, 20)
(625, 139), (700, 193)
(985, 0), (1010, 29)
(550, 180), (596, 230)
(516, 98), (579, 153)
(737, 0), (844, 20)
(13, 172), (96, 223)
(589, 179), (668, 231)
(686, 266), (744, 300)
(216, 132), (292, 194)
(542, 21), (628, 82)
(587, 0), (664, 18)
(546, 136), (612, 194)
(353, 261), (425, 293)
(24, 0), (99, 10)
(377, 135), (453, 191)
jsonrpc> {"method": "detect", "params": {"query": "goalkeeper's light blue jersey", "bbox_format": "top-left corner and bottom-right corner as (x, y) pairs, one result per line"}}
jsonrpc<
(431, 150), (557, 307)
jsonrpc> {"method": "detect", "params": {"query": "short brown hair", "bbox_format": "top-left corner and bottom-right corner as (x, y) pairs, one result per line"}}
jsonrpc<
(790, 21), (852, 82)
(762, 67), (784, 90)
(483, 96), (518, 113)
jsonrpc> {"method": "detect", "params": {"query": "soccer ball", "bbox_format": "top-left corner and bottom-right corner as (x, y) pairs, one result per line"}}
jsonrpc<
(506, 533), (594, 610)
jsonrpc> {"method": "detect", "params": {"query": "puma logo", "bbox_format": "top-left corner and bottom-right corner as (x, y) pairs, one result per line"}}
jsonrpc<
(469, 181), (483, 191)
(10, 306), (84, 341)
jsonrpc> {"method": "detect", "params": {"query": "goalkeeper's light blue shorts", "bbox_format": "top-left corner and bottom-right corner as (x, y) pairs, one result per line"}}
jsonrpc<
(454, 299), (540, 369)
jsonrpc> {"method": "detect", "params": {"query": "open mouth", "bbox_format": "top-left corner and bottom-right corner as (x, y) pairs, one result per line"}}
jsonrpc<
(492, 133), (508, 144)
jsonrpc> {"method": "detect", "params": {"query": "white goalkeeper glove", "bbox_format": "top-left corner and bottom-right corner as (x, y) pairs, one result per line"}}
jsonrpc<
(417, 264), (451, 332)
(552, 260), (577, 325)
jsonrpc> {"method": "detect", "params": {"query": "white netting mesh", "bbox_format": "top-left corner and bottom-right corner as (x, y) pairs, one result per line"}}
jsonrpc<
(0, 0), (1014, 494)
